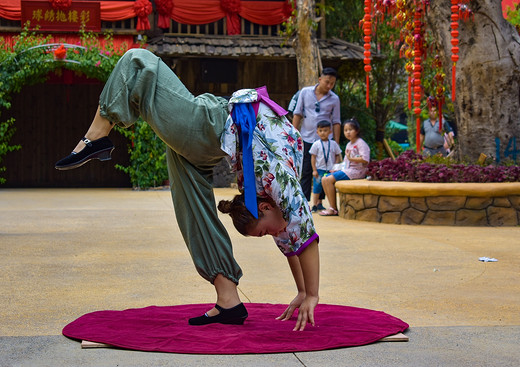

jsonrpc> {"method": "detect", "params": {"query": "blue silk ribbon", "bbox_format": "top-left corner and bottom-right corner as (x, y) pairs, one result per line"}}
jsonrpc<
(231, 103), (258, 219)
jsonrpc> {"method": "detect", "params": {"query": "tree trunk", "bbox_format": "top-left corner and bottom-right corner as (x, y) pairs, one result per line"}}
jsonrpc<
(295, 0), (320, 89)
(426, 0), (520, 162)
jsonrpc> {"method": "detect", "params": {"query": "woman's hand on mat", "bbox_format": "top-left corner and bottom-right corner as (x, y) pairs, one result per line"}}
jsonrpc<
(293, 295), (319, 331)
(276, 291), (306, 322)
(275, 292), (319, 331)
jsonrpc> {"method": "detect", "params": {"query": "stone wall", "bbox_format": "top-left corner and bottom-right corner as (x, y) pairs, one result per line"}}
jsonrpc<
(336, 181), (520, 226)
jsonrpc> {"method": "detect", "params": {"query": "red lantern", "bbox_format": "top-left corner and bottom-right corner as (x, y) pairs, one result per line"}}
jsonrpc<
(408, 76), (412, 109)
(363, 0), (372, 108)
(412, 7), (423, 152)
(450, 1), (459, 102)
(406, 60), (414, 110)
(431, 55), (446, 131)
(53, 44), (67, 60)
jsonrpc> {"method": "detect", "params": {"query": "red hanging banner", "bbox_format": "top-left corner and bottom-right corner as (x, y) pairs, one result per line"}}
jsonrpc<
(21, 1), (101, 32)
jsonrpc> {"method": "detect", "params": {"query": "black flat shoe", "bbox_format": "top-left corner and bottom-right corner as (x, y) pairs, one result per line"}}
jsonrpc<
(188, 303), (248, 326)
(55, 137), (114, 170)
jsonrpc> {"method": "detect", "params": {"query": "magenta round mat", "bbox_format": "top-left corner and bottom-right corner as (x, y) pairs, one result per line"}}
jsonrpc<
(63, 303), (408, 354)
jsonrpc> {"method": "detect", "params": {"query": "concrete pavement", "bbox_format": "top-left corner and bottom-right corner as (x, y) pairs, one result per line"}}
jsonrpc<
(1, 188), (519, 366)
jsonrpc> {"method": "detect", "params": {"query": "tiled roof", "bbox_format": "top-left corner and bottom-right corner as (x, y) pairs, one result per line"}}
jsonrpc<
(148, 35), (365, 60)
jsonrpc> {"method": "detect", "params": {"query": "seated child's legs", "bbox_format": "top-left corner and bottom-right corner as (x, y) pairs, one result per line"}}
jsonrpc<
(332, 170), (350, 181)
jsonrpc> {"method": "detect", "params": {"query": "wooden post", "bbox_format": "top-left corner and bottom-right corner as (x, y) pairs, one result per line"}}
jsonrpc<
(383, 138), (396, 159)
(295, 0), (320, 89)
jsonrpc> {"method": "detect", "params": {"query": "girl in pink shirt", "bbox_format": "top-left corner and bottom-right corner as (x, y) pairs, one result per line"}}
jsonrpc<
(319, 118), (370, 216)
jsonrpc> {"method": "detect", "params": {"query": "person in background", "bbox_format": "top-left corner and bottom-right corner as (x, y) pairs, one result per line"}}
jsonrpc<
(291, 67), (341, 201)
(286, 89), (301, 121)
(320, 118), (370, 216)
(420, 96), (454, 157)
(309, 120), (342, 212)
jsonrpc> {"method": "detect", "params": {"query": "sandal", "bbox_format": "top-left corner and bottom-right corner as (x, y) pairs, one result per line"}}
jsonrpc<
(319, 207), (338, 216)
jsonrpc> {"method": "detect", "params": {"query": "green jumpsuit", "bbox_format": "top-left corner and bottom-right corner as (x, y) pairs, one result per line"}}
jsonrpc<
(99, 48), (242, 284)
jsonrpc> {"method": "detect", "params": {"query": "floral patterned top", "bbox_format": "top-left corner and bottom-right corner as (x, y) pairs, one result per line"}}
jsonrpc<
(221, 88), (319, 256)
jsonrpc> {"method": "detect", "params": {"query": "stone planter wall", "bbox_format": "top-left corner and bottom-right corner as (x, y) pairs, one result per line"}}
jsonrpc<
(336, 180), (520, 226)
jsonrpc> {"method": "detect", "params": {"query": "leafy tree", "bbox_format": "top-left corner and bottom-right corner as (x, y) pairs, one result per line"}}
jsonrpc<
(327, 0), (520, 162)
(425, 0), (520, 161)
(326, 0), (408, 158)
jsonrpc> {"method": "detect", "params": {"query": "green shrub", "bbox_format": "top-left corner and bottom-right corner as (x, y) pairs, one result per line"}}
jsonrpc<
(0, 118), (21, 184)
(114, 120), (169, 190)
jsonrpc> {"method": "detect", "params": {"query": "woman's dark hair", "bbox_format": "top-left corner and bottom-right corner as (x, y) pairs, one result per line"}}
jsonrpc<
(218, 194), (275, 236)
(343, 117), (361, 133)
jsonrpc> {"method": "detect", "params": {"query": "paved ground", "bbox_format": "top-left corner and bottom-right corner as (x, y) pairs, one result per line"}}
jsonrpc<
(1, 188), (519, 367)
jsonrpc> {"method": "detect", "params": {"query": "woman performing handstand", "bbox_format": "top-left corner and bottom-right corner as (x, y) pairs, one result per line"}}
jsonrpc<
(55, 49), (319, 331)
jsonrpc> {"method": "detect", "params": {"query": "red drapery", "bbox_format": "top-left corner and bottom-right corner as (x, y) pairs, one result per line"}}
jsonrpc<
(0, 0), (290, 33)
(100, 1), (136, 21)
(240, 1), (288, 25)
(0, 0), (21, 19)
(168, 0), (288, 25)
(170, 0), (225, 25)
